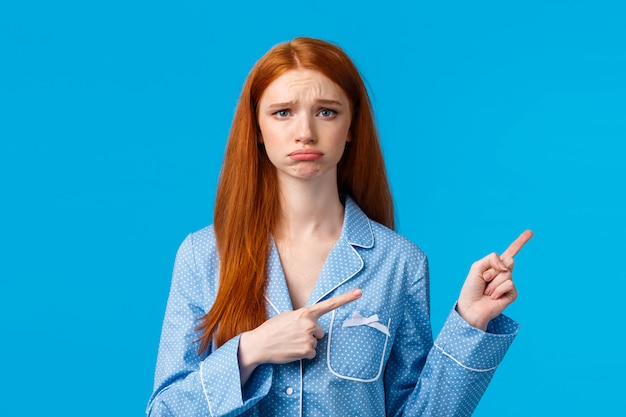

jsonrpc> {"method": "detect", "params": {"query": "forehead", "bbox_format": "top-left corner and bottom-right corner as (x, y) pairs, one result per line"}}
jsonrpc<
(259, 69), (348, 103)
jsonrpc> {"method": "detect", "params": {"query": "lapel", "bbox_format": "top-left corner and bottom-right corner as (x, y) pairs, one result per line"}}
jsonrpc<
(264, 197), (374, 315)
(264, 240), (293, 315)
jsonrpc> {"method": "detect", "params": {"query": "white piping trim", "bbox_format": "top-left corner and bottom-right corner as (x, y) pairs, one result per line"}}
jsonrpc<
(264, 295), (281, 315)
(299, 359), (304, 417)
(199, 361), (215, 417)
(433, 342), (498, 372)
(326, 309), (390, 382)
(347, 214), (374, 248)
(314, 244), (364, 305)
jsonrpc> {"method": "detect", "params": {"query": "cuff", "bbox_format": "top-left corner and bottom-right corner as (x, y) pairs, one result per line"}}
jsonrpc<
(199, 335), (273, 415)
(434, 307), (519, 371)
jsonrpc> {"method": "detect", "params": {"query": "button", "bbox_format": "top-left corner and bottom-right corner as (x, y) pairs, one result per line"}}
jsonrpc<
(285, 387), (294, 395)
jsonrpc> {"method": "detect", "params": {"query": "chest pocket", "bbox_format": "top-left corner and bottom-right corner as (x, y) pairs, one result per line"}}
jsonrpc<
(326, 309), (391, 382)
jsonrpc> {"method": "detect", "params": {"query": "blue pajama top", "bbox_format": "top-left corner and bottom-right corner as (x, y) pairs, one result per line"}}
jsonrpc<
(147, 197), (519, 416)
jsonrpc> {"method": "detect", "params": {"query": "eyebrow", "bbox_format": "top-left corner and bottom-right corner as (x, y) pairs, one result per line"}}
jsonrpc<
(265, 99), (344, 111)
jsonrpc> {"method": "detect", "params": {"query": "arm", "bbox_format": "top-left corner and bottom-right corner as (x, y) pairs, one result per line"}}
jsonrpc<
(147, 231), (363, 416)
(384, 252), (519, 417)
(146, 233), (273, 417)
(401, 307), (518, 416)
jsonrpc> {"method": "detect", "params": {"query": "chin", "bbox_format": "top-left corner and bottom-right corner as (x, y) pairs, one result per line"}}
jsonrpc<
(291, 164), (325, 177)
(295, 170), (321, 179)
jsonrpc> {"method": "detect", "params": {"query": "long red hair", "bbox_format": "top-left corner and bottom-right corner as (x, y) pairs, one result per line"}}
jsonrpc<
(197, 37), (394, 353)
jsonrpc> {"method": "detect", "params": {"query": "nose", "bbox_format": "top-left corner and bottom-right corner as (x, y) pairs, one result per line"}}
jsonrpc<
(295, 114), (316, 144)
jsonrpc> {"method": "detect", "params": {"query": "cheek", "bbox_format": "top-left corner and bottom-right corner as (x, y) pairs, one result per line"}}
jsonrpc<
(259, 129), (277, 148)
(331, 124), (352, 145)
(257, 119), (267, 143)
(258, 120), (286, 144)
(258, 127), (284, 161)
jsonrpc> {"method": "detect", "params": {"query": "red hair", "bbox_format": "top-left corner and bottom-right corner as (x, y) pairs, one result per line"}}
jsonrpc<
(197, 37), (394, 353)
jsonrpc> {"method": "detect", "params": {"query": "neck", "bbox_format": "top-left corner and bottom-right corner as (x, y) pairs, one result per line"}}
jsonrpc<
(275, 174), (344, 241)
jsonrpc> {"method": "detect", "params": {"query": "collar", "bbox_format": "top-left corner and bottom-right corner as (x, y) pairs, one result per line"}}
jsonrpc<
(264, 196), (374, 314)
(343, 196), (374, 249)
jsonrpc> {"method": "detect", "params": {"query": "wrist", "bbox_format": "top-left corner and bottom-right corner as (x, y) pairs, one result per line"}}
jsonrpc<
(455, 303), (488, 331)
(238, 331), (263, 368)
(238, 331), (264, 386)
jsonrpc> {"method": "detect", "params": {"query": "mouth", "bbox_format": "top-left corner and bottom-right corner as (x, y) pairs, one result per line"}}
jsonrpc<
(289, 149), (323, 161)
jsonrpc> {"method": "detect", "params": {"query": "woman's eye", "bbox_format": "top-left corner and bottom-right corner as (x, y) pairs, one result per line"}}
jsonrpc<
(274, 110), (291, 118)
(319, 109), (337, 118)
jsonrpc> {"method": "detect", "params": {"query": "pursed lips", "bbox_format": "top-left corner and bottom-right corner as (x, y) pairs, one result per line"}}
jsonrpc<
(289, 149), (323, 161)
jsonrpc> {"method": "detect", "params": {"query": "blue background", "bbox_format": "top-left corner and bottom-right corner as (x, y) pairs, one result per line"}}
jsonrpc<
(1, 1), (624, 415)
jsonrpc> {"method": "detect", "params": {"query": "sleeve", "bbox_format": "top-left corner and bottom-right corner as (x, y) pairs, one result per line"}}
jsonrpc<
(384, 255), (519, 417)
(146, 233), (274, 417)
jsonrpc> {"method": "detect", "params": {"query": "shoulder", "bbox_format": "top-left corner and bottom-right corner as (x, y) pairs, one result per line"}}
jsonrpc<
(369, 220), (427, 264)
(344, 196), (427, 262)
(185, 225), (216, 249)
(347, 204), (430, 297)
(175, 225), (218, 270)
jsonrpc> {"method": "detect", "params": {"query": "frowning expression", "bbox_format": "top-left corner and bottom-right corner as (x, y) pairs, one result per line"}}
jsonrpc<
(257, 69), (352, 181)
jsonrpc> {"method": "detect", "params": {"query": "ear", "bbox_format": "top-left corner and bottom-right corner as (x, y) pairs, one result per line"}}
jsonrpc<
(257, 132), (264, 144)
(346, 131), (352, 142)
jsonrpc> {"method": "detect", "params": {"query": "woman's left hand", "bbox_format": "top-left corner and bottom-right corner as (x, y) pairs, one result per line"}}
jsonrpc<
(456, 230), (533, 331)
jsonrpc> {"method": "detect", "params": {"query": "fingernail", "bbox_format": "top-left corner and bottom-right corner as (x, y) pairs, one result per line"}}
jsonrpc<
(353, 289), (362, 297)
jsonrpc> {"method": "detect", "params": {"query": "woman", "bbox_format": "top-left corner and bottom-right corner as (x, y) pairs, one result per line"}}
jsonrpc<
(147, 37), (532, 417)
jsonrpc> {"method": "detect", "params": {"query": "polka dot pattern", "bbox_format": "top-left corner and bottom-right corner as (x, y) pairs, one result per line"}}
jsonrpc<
(147, 197), (519, 416)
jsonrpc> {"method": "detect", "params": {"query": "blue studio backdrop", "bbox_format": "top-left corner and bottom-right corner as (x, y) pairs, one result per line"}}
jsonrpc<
(1, 1), (624, 416)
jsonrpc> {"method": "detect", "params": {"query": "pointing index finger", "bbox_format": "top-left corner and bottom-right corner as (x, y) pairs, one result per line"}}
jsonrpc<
(307, 289), (362, 320)
(501, 230), (533, 259)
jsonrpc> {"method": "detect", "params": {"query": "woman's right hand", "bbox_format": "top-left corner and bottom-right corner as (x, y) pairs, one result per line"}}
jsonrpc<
(238, 288), (362, 384)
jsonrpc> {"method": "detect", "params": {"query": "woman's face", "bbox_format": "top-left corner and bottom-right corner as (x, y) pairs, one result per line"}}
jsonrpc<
(257, 69), (352, 182)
